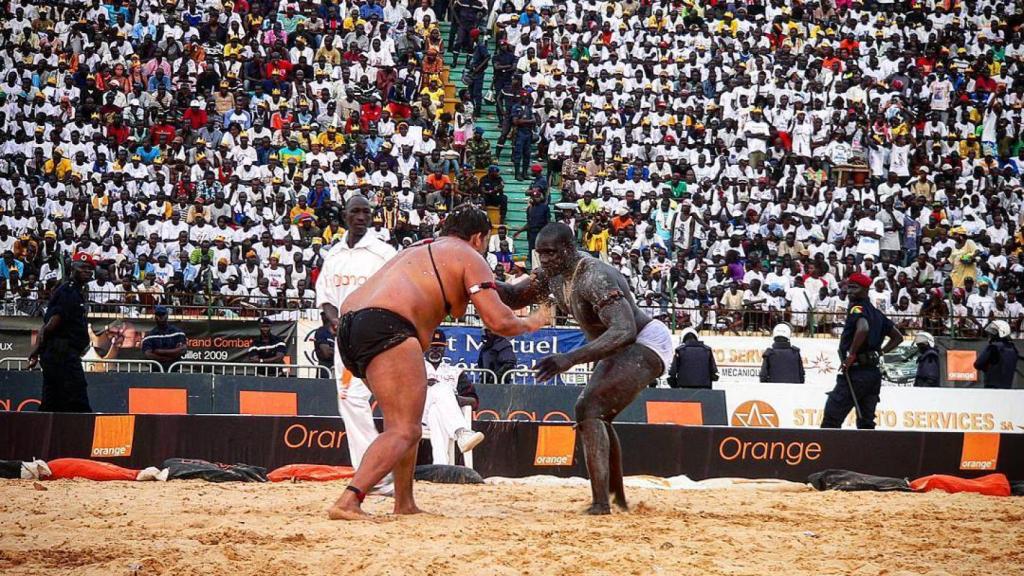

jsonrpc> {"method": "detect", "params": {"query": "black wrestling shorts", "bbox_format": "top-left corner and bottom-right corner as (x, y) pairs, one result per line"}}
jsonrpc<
(337, 308), (419, 379)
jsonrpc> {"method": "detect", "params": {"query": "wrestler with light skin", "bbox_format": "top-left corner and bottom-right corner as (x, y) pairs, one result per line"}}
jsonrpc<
(495, 223), (665, 514)
(328, 206), (552, 521)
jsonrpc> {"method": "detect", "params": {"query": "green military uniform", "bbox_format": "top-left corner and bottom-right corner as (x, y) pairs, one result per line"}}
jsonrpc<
(457, 171), (480, 197)
(466, 136), (493, 170)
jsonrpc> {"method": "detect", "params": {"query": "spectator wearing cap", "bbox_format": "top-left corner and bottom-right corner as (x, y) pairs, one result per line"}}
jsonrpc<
(948, 226), (978, 288)
(142, 305), (188, 372)
(465, 127), (493, 169)
(1, 250), (25, 284)
(423, 328), (484, 464)
(27, 252), (96, 412)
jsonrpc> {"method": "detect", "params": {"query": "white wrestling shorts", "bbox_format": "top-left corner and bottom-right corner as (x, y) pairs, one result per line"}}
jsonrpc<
(635, 319), (674, 377)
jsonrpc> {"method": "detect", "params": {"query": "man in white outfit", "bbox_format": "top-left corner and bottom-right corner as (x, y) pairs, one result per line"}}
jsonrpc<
(422, 329), (484, 465)
(315, 196), (396, 492)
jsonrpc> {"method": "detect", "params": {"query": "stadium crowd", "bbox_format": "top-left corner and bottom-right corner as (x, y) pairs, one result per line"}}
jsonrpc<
(0, 0), (1022, 338)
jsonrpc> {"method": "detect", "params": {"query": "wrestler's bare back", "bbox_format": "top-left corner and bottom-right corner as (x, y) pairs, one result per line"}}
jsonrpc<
(341, 238), (483, 348)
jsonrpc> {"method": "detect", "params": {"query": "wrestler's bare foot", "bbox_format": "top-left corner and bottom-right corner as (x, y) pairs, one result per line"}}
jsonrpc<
(327, 502), (373, 521)
(613, 495), (629, 511)
(583, 503), (612, 515)
(393, 503), (429, 515)
(328, 491), (377, 521)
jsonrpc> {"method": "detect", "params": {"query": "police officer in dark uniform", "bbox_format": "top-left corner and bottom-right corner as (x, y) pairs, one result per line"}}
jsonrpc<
(313, 311), (336, 373)
(27, 252), (95, 412)
(667, 328), (718, 388)
(913, 332), (941, 387)
(821, 273), (903, 429)
(491, 41), (518, 125)
(510, 91), (537, 181)
(974, 320), (1018, 389)
(760, 323), (805, 383)
(246, 317), (287, 376)
(142, 305), (189, 372)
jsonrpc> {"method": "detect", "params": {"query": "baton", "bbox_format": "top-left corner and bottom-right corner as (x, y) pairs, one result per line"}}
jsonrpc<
(843, 368), (863, 422)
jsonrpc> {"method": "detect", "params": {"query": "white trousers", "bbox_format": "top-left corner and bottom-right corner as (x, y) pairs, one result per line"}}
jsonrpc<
(335, 357), (379, 469)
(422, 383), (467, 465)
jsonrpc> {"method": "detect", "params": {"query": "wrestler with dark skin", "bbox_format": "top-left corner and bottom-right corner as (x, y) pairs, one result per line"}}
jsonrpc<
(495, 223), (663, 514)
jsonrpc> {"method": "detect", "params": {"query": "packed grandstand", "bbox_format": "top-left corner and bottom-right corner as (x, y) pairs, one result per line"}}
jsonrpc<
(0, 0), (1021, 338)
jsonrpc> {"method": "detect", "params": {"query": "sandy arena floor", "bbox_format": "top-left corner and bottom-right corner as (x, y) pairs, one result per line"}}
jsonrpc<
(0, 479), (1021, 576)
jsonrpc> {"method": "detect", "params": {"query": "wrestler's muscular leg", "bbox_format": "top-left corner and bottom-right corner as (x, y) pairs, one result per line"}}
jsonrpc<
(606, 422), (626, 509)
(329, 339), (427, 520)
(575, 344), (663, 515)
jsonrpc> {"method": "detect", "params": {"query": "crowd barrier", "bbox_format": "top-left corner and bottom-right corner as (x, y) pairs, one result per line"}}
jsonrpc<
(1, 412), (1020, 482)
(8, 317), (1023, 389)
(167, 361), (332, 379)
(0, 357), (164, 373)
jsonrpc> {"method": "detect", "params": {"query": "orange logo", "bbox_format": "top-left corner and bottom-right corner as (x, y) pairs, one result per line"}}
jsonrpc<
(946, 350), (978, 382)
(718, 436), (821, 466)
(283, 423), (347, 449)
(731, 400), (779, 427)
(960, 432), (1000, 471)
(91, 415), (136, 458)
(534, 425), (576, 466)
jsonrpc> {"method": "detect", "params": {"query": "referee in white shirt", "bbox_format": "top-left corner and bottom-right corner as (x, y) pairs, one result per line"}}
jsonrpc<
(315, 196), (397, 493)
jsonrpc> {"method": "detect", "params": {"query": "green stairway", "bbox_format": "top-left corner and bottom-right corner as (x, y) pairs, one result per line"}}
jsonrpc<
(439, 22), (535, 257)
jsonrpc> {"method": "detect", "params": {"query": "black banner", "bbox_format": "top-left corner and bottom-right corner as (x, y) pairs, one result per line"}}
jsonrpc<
(0, 317), (296, 365)
(1, 412), (1020, 482)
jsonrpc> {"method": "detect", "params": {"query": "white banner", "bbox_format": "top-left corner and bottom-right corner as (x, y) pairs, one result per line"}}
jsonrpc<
(685, 336), (841, 387)
(715, 382), (1024, 433)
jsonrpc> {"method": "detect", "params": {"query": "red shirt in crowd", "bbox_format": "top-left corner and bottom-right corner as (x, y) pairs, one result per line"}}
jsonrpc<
(183, 107), (208, 130)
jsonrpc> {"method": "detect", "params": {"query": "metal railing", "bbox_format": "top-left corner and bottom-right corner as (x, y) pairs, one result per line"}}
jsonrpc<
(459, 368), (499, 385)
(167, 361), (332, 379)
(0, 357), (165, 372)
(501, 368), (595, 386)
